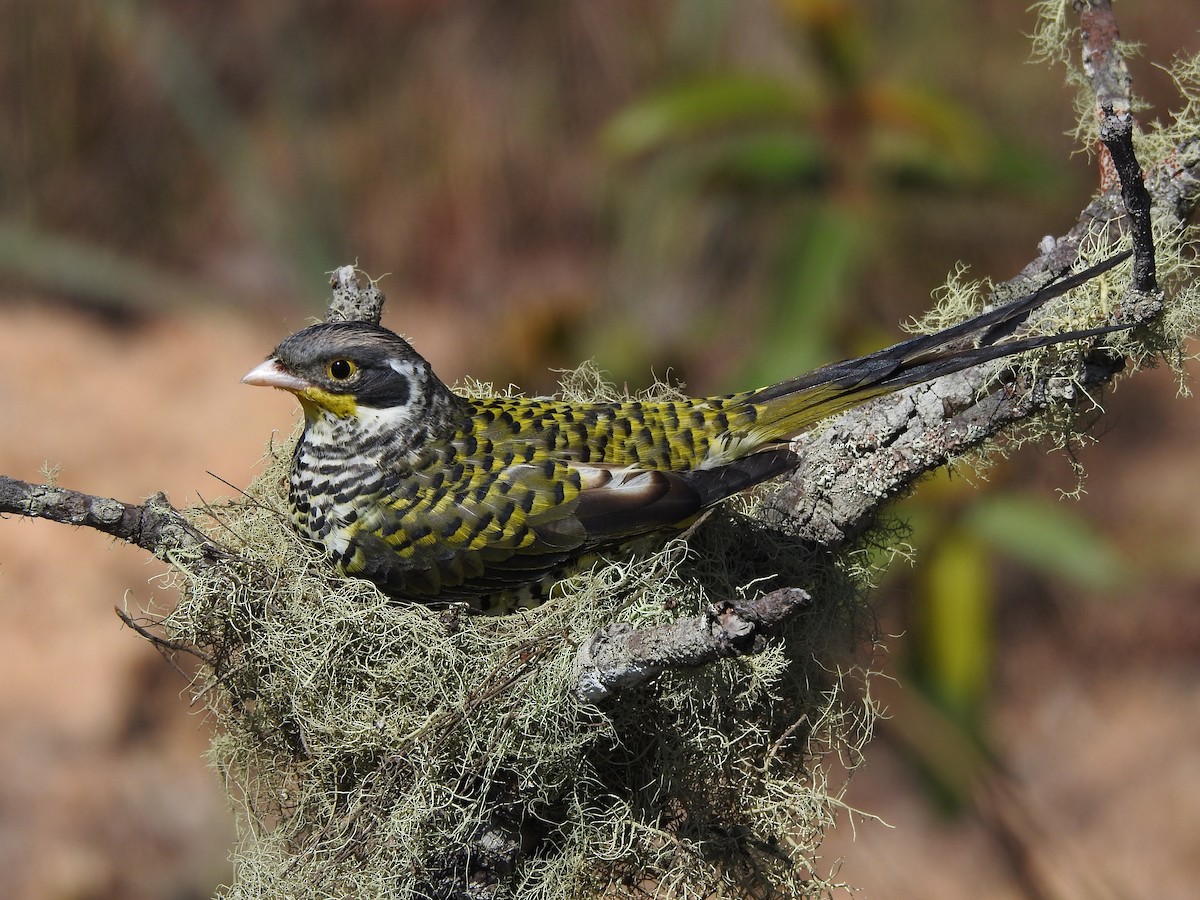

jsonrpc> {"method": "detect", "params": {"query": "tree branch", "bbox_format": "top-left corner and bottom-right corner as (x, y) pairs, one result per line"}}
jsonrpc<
(572, 0), (1181, 700)
(0, 4), (1190, 714)
(1077, 0), (1158, 293)
(575, 588), (812, 703)
(0, 477), (226, 567)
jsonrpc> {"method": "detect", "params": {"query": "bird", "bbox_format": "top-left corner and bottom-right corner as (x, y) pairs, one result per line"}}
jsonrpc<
(244, 251), (1131, 613)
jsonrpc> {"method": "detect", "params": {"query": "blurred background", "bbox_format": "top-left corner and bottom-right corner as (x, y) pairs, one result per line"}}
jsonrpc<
(1, 1), (1197, 897)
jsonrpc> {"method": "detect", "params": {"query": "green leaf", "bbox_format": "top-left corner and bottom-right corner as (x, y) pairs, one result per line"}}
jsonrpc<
(917, 531), (992, 725)
(865, 81), (989, 176)
(699, 131), (826, 189)
(964, 493), (1128, 593)
(603, 75), (817, 158)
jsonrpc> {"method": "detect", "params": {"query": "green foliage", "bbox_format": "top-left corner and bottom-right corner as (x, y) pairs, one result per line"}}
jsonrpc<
(916, 529), (993, 730)
(604, 76), (818, 159)
(965, 494), (1129, 593)
(598, 0), (1067, 394)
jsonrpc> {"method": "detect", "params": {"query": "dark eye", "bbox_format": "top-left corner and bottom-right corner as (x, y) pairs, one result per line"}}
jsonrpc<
(327, 358), (357, 380)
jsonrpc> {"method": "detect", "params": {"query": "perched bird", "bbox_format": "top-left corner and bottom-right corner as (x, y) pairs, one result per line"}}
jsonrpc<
(245, 252), (1130, 613)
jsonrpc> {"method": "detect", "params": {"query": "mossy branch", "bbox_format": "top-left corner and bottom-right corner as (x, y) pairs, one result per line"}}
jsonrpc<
(0, 2), (1187, 702)
(0, 478), (227, 569)
(575, 588), (812, 703)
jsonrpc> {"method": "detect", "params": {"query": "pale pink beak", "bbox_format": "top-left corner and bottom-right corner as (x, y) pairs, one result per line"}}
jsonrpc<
(242, 358), (310, 393)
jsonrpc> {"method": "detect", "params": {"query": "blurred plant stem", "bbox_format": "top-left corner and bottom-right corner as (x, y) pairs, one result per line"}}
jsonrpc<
(93, 0), (340, 307)
(883, 467), (1129, 806)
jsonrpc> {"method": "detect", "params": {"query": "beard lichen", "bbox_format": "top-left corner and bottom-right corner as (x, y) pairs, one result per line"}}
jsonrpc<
(158, 369), (880, 900)
(154, 222), (1189, 897)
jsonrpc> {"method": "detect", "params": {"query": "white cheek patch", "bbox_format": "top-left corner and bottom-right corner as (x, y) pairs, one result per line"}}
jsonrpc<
(349, 359), (424, 432)
(355, 402), (421, 434)
(388, 359), (420, 380)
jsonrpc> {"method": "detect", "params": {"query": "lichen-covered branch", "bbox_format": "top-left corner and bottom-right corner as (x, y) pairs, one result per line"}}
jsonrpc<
(574, 588), (812, 703)
(0, 476), (226, 567)
(571, 0), (1185, 700)
(1077, 0), (1159, 293)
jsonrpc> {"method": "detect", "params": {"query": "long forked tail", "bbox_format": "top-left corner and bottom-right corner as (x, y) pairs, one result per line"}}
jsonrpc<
(743, 250), (1133, 439)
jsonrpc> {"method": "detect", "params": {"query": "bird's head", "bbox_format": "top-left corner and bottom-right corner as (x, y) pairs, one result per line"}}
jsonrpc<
(243, 321), (438, 421)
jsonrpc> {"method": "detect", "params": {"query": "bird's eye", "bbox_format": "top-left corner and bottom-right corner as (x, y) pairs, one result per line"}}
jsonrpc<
(327, 359), (357, 380)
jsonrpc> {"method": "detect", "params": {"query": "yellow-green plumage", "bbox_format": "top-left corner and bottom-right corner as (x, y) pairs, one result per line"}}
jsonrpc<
(244, 252), (1130, 612)
(292, 391), (783, 612)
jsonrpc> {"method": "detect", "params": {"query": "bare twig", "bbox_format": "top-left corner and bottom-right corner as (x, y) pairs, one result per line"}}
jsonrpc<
(115, 606), (216, 669)
(0, 475), (240, 672)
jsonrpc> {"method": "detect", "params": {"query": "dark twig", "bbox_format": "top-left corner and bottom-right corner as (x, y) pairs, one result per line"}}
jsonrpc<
(1076, 0), (1159, 294)
(115, 606), (216, 670)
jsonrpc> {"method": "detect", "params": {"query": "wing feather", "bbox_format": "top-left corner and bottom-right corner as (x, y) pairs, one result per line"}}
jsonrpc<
(347, 394), (802, 601)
